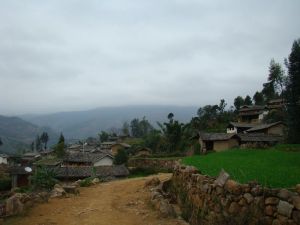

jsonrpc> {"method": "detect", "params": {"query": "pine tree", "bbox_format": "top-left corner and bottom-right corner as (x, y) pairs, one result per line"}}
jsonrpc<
(58, 133), (65, 144)
(244, 95), (253, 105)
(285, 39), (300, 143)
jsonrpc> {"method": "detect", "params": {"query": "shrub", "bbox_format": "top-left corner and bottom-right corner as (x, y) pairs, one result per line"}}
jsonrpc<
(114, 149), (128, 165)
(79, 177), (93, 187)
(30, 166), (58, 191)
(0, 177), (11, 191)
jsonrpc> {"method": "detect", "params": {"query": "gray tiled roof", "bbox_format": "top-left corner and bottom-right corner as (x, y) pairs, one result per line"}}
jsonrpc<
(245, 122), (283, 133)
(199, 133), (239, 141)
(63, 153), (113, 163)
(54, 165), (129, 178)
(238, 133), (283, 142)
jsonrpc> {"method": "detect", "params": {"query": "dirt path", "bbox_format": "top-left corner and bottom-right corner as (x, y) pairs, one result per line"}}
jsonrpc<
(4, 174), (187, 225)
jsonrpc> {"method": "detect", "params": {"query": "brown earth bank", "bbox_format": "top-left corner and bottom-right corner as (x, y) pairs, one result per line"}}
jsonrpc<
(4, 174), (187, 225)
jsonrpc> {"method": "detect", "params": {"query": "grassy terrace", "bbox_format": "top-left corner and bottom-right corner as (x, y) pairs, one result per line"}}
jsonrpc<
(182, 145), (300, 188)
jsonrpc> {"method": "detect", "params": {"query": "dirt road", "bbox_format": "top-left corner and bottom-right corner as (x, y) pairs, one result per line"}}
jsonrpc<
(4, 174), (187, 225)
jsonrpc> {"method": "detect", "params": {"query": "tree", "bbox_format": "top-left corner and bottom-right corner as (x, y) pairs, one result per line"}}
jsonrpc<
(218, 99), (227, 113)
(35, 135), (42, 152)
(0, 137), (2, 146)
(98, 131), (109, 143)
(268, 59), (285, 96)
(122, 122), (130, 136)
(234, 96), (244, 111)
(40, 132), (49, 150)
(30, 166), (57, 190)
(54, 142), (65, 158)
(114, 149), (128, 165)
(253, 91), (265, 105)
(58, 133), (65, 144)
(262, 81), (276, 101)
(244, 95), (253, 105)
(285, 39), (300, 143)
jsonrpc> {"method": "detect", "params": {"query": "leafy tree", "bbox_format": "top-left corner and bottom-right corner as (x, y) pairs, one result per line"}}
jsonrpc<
(130, 117), (153, 138)
(122, 122), (130, 136)
(114, 149), (128, 165)
(253, 91), (265, 105)
(268, 59), (285, 96)
(285, 39), (300, 143)
(30, 166), (57, 190)
(40, 132), (49, 150)
(142, 130), (162, 153)
(54, 142), (65, 158)
(35, 135), (42, 152)
(234, 96), (244, 111)
(98, 131), (109, 142)
(244, 95), (253, 105)
(58, 133), (65, 144)
(218, 99), (227, 113)
(262, 81), (276, 101)
(158, 114), (184, 153)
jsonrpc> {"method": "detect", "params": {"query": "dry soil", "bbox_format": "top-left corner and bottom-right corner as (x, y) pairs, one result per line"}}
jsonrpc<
(4, 174), (188, 225)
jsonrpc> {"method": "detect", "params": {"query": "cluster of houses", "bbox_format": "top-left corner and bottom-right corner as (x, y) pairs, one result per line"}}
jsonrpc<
(0, 139), (140, 189)
(197, 99), (286, 152)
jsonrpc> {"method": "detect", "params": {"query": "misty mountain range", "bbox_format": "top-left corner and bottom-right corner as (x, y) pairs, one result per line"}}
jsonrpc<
(0, 105), (198, 153)
(22, 105), (198, 139)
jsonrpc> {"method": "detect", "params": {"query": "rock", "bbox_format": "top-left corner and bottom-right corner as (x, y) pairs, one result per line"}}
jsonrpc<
(144, 177), (160, 188)
(159, 199), (176, 218)
(92, 178), (100, 184)
(295, 184), (300, 194)
(265, 205), (274, 216)
(5, 194), (24, 216)
(50, 184), (66, 198)
(63, 185), (79, 195)
(277, 200), (293, 218)
(225, 180), (241, 195)
(292, 196), (300, 210)
(216, 186), (223, 195)
(228, 202), (240, 215)
(251, 186), (263, 196)
(265, 197), (279, 205)
(243, 193), (254, 204)
(278, 189), (291, 200)
(214, 169), (230, 187)
(238, 198), (247, 206)
(272, 219), (281, 225)
(292, 210), (300, 224)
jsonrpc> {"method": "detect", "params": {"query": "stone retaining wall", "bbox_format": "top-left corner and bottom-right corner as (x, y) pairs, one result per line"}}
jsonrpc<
(170, 164), (300, 225)
(128, 158), (178, 171)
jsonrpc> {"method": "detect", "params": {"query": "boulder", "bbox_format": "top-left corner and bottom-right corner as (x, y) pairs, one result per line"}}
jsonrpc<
(292, 196), (300, 210)
(214, 169), (230, 187)
(50, 184), (66, 198)
(63, 185), (80, 195)
(295, 184), (300, 194)
(5, 194), (24, 216)
(265, 205), (274, 216)
(92, 178), (100, 184)
(292, 210), (300, 224)
(159, 199), (176, 218)
(277, 189), (291, 200)
(225, 180), (242, 195)
(277, 200), (293, 218)
(265, 197), (279, 205)
(144, 177), (160, 188)
(228, 202), (240, 215)
(243, 193), (254, 204)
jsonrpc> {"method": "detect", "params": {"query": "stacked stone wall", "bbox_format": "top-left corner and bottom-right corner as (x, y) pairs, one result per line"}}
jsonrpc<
(128, 158), (177, 171)
(170, 165), (300, 225)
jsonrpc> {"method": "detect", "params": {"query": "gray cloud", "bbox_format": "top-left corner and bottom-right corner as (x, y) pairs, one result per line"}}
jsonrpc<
(0, 0), (300, 115)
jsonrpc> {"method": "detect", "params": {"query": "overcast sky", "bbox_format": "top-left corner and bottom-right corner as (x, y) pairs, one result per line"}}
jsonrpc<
(0, 0), (299, 115)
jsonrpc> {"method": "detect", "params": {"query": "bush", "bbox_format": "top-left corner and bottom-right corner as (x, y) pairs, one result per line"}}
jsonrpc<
(0, 177), (11, 191)
(114, 149), (128, 165)
(30, 166), (58, 191)
(79, 177), (93, 187)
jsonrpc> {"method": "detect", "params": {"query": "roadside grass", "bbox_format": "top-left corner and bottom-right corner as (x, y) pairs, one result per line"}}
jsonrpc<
(182, 145), (300, 188)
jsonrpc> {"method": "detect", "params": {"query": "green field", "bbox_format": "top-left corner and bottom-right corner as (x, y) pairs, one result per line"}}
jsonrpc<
(182, 146), (300, 188)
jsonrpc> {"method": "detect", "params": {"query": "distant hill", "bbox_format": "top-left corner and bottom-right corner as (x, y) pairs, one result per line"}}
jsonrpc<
(0, 115), (59, 154)
(21, 105), (198, 139)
